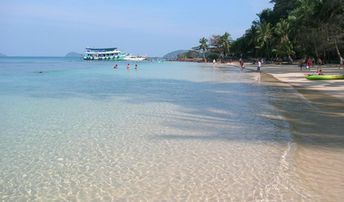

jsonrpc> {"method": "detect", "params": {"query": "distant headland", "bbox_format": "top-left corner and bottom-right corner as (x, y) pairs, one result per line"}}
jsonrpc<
(65, 52), (82, 58)
(163, 50), (188, 60)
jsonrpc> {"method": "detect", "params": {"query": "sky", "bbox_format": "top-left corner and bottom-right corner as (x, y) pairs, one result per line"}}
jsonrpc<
(0, 0), (273, 57)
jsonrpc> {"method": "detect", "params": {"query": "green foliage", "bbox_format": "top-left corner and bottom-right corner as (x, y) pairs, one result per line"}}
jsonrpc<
(181, 33), (232, 61)
(208, 33), (232, 59)
(199, 37), (208, 61)
(207, 52), (220, 61)
(270, 0), (298, 19)
(185, 0), (343, 64)
(179, 50), (200, 59)
(257, 9), (275, 24)
(231, 0), (344, 63)
(199, 37), (208, 52)
(220, 32), (232, 58)
(274, 19), (295, 62)
(256, 22), (273, 59)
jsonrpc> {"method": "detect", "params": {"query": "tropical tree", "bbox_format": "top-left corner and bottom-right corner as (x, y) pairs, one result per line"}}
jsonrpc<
(199, 37), (208, 62)
(320, 0), (344, 64)
(289, 0), (323, 58)
(269, 0), (298, 19)
(209, 33), (232, 61)
(229, 0), (344, 64)
(256, 22), (273, 60)
(257, 8), (275, 24)
(288, 0), (343, 63)
(274, 19), (295, 63)
(219, 32), (232, 59)
(210, 35), (222, 53)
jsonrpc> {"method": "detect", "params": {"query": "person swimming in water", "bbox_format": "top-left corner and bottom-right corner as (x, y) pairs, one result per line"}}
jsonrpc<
(114, 64), (118, 69)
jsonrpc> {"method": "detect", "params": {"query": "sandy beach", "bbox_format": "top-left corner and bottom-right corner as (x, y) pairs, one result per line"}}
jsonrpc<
(243, 63), (344, 201)
(248, 64), (344, 103)
(222, 61), (344, 103)
(249, 63), (344, 200)
(266, 66), (344, 101)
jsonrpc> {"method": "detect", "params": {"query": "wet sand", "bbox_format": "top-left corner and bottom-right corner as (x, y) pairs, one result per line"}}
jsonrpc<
(251, 65), (344, 201)
(216, 62), (344, 200)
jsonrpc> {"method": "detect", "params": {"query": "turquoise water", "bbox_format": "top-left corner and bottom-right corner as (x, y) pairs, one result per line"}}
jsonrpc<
(0, 57), (342, 201)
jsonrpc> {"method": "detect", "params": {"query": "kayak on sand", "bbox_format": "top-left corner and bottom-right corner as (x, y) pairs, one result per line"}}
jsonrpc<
(305, 74), (344, 80)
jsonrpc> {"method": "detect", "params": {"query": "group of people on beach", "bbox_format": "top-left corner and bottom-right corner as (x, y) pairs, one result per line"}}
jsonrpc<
(299, 57), (324, 74)
(299, 57), (324, 70)
(113, 63), (138, 70)
(239, 58), (262, 72)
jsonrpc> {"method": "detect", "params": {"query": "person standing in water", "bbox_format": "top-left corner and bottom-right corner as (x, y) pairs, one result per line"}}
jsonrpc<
(135, 64), (138, 69)
(127, 63), (130, 69)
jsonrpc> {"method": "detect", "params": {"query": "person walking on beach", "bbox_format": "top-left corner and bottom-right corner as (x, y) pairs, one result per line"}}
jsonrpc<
(239, 58), (245, 71)
(212, 59), (216, 68)
(317, 57), (323, 72)
(299, 60), (304, 71)
(306, 57), (313, 70)
(257, 59), (261, 72)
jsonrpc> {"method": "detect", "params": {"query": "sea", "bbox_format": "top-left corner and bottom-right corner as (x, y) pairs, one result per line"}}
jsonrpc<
(0, 57), (343, 201)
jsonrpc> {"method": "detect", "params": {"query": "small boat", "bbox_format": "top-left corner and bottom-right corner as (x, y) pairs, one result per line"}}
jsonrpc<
(124, 54), (146, 61)
(305, 74), (344, 80)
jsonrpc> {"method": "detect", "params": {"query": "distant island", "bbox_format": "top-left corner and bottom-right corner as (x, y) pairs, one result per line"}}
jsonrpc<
(0, 53), (7, 57)
(65, 52), (82, 58)
(163, 50), (188, 60)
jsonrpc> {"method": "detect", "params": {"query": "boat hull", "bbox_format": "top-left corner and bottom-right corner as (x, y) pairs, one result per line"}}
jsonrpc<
(83, 56), (126, 61)
(124, 57), (146, 61)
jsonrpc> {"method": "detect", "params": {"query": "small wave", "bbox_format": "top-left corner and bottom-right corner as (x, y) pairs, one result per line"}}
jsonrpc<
(261, 139), (312, 200)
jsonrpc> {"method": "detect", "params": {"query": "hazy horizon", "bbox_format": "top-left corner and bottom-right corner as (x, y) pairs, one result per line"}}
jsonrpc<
(1, 0), (272, 57)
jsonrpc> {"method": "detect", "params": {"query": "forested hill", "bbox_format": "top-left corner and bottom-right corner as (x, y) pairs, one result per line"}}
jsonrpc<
(163, 50), (188, 60)
(186, 0), (344, 64)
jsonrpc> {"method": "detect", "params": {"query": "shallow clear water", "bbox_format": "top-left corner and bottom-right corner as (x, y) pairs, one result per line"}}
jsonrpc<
(0, 58), (343, 201)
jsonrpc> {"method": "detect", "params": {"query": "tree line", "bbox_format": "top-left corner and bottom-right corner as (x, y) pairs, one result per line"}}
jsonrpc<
(179, 0), (344, 64)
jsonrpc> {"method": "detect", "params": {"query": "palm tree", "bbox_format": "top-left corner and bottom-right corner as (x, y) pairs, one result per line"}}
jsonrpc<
(256, 22), (273, 60)
(199, 37), (208, 62)
(274, 19), (295, 63)
(219, 32), (232, 59)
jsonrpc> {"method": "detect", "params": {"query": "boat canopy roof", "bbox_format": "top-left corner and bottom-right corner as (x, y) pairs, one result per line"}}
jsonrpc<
(86, 47), (117, 52)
